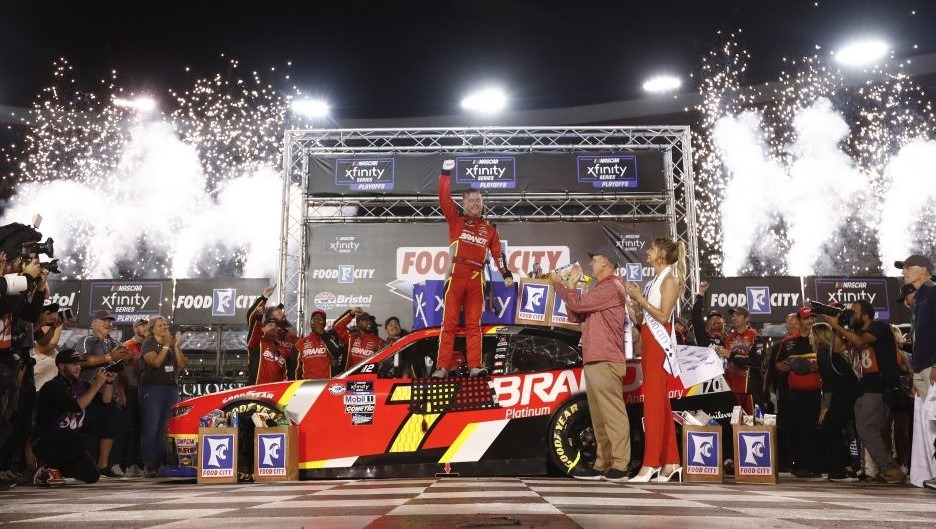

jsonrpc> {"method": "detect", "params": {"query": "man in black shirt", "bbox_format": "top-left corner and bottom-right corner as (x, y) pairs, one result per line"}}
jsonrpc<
(826, 299), (905, 484)
(33, 349), (115, 485)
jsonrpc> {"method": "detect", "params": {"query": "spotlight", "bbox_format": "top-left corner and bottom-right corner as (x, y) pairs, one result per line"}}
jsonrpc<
(290, 99), (330, 118)
(113, 96), (157, 112)
(642, 75), (682, 93)
(834, 39), (889, 66)
(461, 88), (507, 113)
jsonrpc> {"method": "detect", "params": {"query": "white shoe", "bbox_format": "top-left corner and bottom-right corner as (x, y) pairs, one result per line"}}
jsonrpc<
(124, 464), (143, 478)
(431, 368), (449, 378)
(110, 464), (125, 477)
(469, 367), (489, 377)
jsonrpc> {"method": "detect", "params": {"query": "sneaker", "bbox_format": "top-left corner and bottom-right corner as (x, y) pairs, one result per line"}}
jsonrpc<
(828, 470), (859, 482)
(431, 368), (449, 378)
(124, 464), (144, 478)
(602, 468), (629, 483)
(571, 466), (603, 481)
(923, 478), (936, 490)
(110, 464), (125, 477)
(98, 466), (120, 478)
(44, 468), (66, 486)
(469, 367), (489, 377)
(877, 467), (907, 484)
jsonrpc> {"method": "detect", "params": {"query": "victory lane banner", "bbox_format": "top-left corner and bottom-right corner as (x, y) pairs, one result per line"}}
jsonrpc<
(804, 276), (900, 322)
(174, 279), (270, 325)
(701, 277), (805, 324)
(81, 280), (171, 325)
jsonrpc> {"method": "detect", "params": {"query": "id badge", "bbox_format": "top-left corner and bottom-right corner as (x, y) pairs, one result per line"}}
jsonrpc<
(164, 365), (174, 373)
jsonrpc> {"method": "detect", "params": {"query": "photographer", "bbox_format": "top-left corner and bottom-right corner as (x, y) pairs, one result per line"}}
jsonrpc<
(33, 304), (66, 391)
(74, 310), (130, 478)
(825, 299), (906, 484)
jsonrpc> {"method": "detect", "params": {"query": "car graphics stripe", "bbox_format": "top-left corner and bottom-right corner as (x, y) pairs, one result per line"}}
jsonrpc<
(282, 381), (325, 423)
(389, 413), (441, 452)
(439, 419), (510, 463)
(299, 456), (359, 469)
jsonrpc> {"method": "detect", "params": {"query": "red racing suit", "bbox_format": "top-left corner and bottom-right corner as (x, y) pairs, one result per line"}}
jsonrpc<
(723, 327), (766, 413)
(333, 311), (383, 370)
(294, 332), (339, 380)
(437, 170), (512, 370)
(245, 296), (298, 385)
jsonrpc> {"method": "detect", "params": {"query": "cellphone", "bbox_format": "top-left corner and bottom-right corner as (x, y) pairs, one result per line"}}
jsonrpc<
(105, 360), (124, 373)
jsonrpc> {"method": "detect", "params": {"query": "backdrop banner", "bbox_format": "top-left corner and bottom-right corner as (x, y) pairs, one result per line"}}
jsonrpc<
(307, 152), (667, 195)
(80, 279), (173, 325)
(803, 276), (900, 322)
(173, 279), (270, 325)
(412, 280), (516, 330)
(701, 277), (805, 324)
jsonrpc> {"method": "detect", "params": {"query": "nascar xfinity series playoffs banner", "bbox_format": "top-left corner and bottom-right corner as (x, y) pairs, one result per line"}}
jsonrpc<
(307, 152), (667, 195)
(305, 221), (671, 331)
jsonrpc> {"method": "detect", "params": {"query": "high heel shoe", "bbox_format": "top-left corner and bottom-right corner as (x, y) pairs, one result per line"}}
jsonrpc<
(657, 465), (683, 483)
(629, 466), (661, 483)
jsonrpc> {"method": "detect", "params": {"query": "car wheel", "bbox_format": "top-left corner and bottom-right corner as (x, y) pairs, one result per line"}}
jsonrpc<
(546, 397), (596, 476)
(221, 400), (283, 482)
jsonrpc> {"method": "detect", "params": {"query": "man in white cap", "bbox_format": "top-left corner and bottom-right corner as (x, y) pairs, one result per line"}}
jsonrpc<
(895, 254), (936, 488)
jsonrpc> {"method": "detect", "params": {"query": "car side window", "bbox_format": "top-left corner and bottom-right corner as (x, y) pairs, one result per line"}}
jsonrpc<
(376, 337), (439, 379)
(507, 335), (582, 373)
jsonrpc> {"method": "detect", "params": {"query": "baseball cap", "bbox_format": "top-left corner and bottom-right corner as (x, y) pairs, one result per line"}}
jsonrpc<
(310, 309), (327, 322)
(706, 309), (723, 320)
(675, 316), (689, 328)
(895, 254), (934, 271)
(897, 283), (917, 303)
(134, 317), (149, 327)
(92, 309), (115, 321)
(587, 245), (620, 268)
(797, 306), (816, 319)
(728, 306), (750, 317)
(55, 349), (81, 365)
(41, 302), (60, 313)
(356, 312), (379, 326)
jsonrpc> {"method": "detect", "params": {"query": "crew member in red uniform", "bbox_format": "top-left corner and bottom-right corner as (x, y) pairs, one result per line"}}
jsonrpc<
(295, 310), (343, 379)
(435, 159), (514, 377)
(723, 306), (766, 413)
(334, 307), (382, 370)
(245, 286), (297, 385)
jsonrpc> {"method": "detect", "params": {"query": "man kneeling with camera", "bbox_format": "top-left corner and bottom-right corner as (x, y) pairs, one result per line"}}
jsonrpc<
(32, 349), (117, 486)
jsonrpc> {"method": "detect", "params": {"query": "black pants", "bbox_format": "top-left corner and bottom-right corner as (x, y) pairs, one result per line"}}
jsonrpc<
(114, 386), (142, 469)
(33, 431), (99, 483)
(820, 389), (858, 472)
(789, 389), (822, 472)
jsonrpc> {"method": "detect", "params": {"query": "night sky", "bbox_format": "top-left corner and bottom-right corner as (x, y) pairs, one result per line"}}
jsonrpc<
(1, 1), (934, 119)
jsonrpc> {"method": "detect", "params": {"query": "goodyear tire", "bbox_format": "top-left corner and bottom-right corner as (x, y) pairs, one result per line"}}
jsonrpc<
(547, 398), (596, 476)
(221, 400), (282, 482)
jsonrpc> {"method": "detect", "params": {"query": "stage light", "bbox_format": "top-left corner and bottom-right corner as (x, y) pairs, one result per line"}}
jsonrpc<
(113, 96), (157, 112)
(290, 99), (330, 118)
(834, 39), (889, 66)
(642, 75), (682, 93)
(461, 88), (507, 113)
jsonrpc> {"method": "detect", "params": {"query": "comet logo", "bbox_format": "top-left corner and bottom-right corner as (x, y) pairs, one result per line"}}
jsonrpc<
(205, 437), (231, 467)
(259, 434), (284, 467)
(689, 433), (716, 465)
(741, 433), (768, 464)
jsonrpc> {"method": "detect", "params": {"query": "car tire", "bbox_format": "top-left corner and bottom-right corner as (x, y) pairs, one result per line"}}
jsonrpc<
(221, 400), (283, 482)
(546, 397), (597, 476)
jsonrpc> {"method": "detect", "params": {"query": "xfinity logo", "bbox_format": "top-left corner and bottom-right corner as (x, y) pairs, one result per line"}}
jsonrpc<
(616, 234), (646, 250)
(465, 165), (506, 178)
(746, 286), (771, 314)
(327, 236), (361, 254)
(455, 156), (516, 189)
(335, 159), (394, 191)
(212, 288), (236, 317)
(577, 155), (638, 188)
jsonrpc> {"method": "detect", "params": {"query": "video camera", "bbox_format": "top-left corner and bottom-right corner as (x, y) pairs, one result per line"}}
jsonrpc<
(21, 238), (53, 260)
(809, 300), (856, 328)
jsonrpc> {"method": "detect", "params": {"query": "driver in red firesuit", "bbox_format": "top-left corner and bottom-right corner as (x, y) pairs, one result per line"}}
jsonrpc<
(722, 306), (766, 414)
(295, 310), (344, 379)
(245, 285), (298, 384)
(334, 307), (383, 370)
(435, 159), (514, 378)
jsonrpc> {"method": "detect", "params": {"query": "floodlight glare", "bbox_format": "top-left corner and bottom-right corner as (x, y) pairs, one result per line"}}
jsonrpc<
(834, 39), (889, 66)
(642, 75), (682, 93)
(291, 99), (330, 118)
(461, 88), (507, 113)
(113, 96), (157, 112)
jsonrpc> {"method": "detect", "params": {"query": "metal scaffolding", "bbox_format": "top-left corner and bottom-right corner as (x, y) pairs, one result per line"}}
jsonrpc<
(280, 127), (697, 334)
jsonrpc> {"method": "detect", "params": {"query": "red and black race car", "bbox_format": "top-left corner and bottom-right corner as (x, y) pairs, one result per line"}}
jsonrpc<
(165, 324), (736, 479)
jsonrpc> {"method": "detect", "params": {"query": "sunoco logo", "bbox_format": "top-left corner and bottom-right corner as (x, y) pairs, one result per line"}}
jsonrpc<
(577, 155), (638, 188)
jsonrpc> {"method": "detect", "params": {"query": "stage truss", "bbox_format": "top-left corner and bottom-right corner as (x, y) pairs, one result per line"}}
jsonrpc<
(279, 127), (697, 334)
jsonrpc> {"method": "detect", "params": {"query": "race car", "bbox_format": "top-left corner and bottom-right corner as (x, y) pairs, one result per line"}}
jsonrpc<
(165, 324), (736, 479)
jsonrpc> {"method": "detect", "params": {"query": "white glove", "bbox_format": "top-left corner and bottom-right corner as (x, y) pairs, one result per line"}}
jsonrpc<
(442, 159), (455, 171)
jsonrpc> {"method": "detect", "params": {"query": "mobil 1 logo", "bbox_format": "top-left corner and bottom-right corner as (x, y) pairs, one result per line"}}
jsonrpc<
(335, 158), (395, 191)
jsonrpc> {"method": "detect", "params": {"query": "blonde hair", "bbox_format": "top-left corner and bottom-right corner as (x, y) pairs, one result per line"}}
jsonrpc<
(652, 237), (687, 296)
(810, 322), (834, 351)
(145, 316), (168, 340)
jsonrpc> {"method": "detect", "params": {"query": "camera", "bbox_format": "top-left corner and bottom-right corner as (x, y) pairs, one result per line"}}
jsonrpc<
(40, 259), (60, 274)
(809, 300), (856, 328)
(58, 308), (74, 321)
(21, 238), (53, 259)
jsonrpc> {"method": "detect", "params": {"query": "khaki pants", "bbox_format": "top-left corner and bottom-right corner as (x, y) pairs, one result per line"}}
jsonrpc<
(583, 361), (631, 472)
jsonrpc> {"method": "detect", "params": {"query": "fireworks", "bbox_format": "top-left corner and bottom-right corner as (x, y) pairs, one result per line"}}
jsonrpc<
(696, 31), (936, 277)
(1, 57), (310, 279)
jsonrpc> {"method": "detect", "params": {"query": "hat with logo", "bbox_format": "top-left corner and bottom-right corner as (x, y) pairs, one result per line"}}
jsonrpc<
(897, 283), (917, 303)
(587, 245), (620, 268)
(310, 309), (327, 322)
(706, 309), (723, 320)
(92, 309), (115, 321)
(55, 349), (81, 365)
(728, 306), (750, 317)
(797, 306), (816, 319)
(41, 302), (60, 313)
(134, 317), (149, 327)
(263, 303), (288, 326)
(894, 254), (934, 271)
(356, 312), (379, 326)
